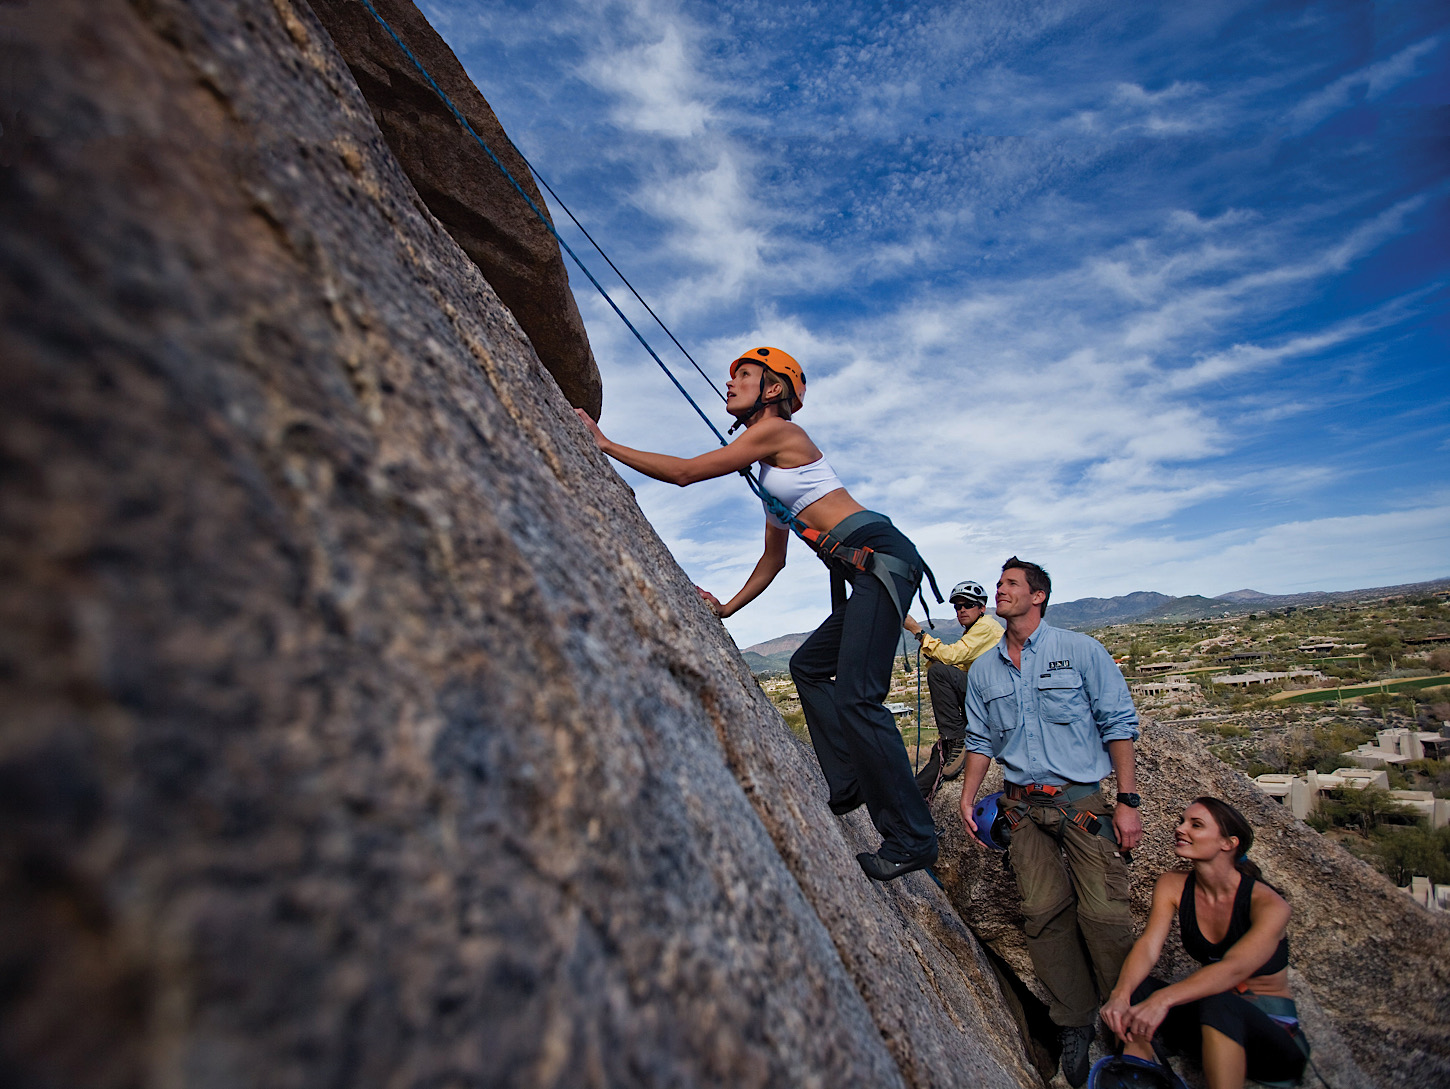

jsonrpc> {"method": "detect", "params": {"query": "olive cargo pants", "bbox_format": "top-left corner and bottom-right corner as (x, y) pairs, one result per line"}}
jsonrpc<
(1004, 791), (1136, 1028)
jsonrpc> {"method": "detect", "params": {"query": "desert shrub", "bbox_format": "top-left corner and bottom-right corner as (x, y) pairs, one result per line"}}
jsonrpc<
(779, 708), (809, 741)
(1216, 724), (1249, 738)
(1403, 758), (1450, 798)
(1429, 648), (1450, 672)
(1370, 825), (1450, 886)
(1366, 634), (1404, 667)
(1315, 786), (1418, 836)
(1264, 722), (1376, 774)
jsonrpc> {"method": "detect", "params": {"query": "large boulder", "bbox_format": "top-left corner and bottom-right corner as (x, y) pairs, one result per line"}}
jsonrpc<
(308, 0), (603, 417)
(0, 1), (1035, 1085)
(932, 719), (1450, 1088)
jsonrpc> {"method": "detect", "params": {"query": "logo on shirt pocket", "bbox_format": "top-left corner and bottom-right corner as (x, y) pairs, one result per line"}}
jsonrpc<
(1036, 670), (1083, 724)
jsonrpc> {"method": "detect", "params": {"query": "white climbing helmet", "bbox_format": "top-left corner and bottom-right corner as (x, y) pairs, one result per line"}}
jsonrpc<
(949, 581), (987, 606)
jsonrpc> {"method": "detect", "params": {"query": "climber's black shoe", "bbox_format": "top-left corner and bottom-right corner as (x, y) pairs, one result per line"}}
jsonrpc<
(856, 845), (937, 882)
(1058, 1023), (1095, 1088)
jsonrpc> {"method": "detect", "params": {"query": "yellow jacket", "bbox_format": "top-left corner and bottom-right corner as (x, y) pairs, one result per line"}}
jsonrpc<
(919, 614), (1004, 672)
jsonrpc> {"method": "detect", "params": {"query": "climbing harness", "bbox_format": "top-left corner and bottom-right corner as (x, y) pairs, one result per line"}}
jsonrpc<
(356, 0), (943, 616)
(1002, 782), (1132, 863)
(791, 509), (943, 627)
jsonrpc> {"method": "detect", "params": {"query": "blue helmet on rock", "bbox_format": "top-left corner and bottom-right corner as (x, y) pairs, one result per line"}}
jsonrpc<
(1087, 1054), (1190, 1089)
(972, 791), (1009, 851)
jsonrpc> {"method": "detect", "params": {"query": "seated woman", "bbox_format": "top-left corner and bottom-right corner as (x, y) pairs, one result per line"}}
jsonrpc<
(1101, 797), (1309, 1089)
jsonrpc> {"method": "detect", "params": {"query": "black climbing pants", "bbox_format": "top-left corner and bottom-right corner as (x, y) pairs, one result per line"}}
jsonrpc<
(790, 518), (936, 863)
(1131, 977), (1309, 1085)
(926, 659), (969, 742)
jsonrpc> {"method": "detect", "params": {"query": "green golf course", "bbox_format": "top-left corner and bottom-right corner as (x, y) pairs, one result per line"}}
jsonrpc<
(1271, 674), (1450, 705)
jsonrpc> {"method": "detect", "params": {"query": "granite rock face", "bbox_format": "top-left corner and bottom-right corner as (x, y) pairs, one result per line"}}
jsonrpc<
(308, 0), (603, 418)
(0, 1), (1036, 1086)
(932, 719), (1450, 1088)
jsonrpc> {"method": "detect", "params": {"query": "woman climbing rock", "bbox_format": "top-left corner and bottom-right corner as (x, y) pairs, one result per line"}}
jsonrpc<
(1098, 796), (1310, 1089)
(576, 347), (937, 881)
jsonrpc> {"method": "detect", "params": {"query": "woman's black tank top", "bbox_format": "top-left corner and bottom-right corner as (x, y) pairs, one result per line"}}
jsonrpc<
(1179, 870), (1289, 977)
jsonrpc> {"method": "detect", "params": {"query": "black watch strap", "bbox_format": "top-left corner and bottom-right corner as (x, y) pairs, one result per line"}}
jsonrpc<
(1115, 792), (1141, 807)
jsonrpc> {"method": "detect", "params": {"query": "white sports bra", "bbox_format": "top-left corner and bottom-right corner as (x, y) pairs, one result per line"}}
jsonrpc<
(757, 456), (845, 527)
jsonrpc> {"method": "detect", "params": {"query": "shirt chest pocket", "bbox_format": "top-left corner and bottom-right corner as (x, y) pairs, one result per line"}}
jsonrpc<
(1036, 670), (1084, 724)
(981, 683), (1017, 736)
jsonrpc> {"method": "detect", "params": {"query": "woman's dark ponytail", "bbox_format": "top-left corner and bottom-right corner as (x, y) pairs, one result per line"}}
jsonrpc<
(1193, 796), (1265, 883)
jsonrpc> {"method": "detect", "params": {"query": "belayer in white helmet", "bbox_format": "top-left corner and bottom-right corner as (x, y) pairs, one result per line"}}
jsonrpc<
(902, 578), (1002, 798)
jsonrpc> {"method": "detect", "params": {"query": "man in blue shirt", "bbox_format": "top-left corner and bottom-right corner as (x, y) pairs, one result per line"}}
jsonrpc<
(959, 557), (1142, 1088)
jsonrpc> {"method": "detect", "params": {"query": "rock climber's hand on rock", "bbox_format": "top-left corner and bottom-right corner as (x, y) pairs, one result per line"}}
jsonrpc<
(697, 587), (725, 617)
(574, 408), (607, 448)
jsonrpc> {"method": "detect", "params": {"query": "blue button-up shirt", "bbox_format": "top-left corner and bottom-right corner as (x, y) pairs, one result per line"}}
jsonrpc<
(964, 621), (1139, 787)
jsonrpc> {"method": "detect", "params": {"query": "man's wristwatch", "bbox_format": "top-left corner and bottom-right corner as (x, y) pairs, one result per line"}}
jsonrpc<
(1115, 792), (1141, 808)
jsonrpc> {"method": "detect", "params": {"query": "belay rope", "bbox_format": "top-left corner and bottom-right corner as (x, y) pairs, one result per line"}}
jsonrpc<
(356, 0), (943, 618)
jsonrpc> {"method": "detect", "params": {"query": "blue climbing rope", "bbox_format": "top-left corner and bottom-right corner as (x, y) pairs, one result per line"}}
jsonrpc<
(521, 164), (725, 405)
(915, 640), (924, 768)
(355, 0), (807, 536)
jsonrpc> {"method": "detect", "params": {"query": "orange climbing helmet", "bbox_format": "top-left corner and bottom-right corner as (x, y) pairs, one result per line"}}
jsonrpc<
(730, 347), (805, 413)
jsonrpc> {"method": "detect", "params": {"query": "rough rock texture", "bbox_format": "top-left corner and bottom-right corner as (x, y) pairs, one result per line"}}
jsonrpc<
(932, 720), (1450, 1088)
(307, 0), (603, 417)
(0, 1), (1036, 1086)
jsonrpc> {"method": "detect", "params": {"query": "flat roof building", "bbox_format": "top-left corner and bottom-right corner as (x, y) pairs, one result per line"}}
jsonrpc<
(1252, 767), (1449, 829)
(1210, 669), (1325, 688)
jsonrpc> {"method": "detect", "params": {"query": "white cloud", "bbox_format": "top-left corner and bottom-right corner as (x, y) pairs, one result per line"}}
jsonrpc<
(428, 0), (1449, 650)
(1289, 36), (1443, 131)
(583, 21), (712, 138)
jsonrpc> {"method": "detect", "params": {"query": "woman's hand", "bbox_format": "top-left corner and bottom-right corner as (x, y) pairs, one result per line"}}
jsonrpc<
(574, 408), (607, 450)
(697, 587), (726, 618)
(1100, 992), (1132, 1041)
(1122, 991), (1171, 1043)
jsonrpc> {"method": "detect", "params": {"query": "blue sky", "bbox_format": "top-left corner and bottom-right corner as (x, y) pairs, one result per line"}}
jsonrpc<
(421, 0), (1449, 648)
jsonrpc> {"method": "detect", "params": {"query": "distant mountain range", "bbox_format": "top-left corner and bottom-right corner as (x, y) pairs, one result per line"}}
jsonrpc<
(740, 576), (1450, 673)
(1043, 591), (1232, 629)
